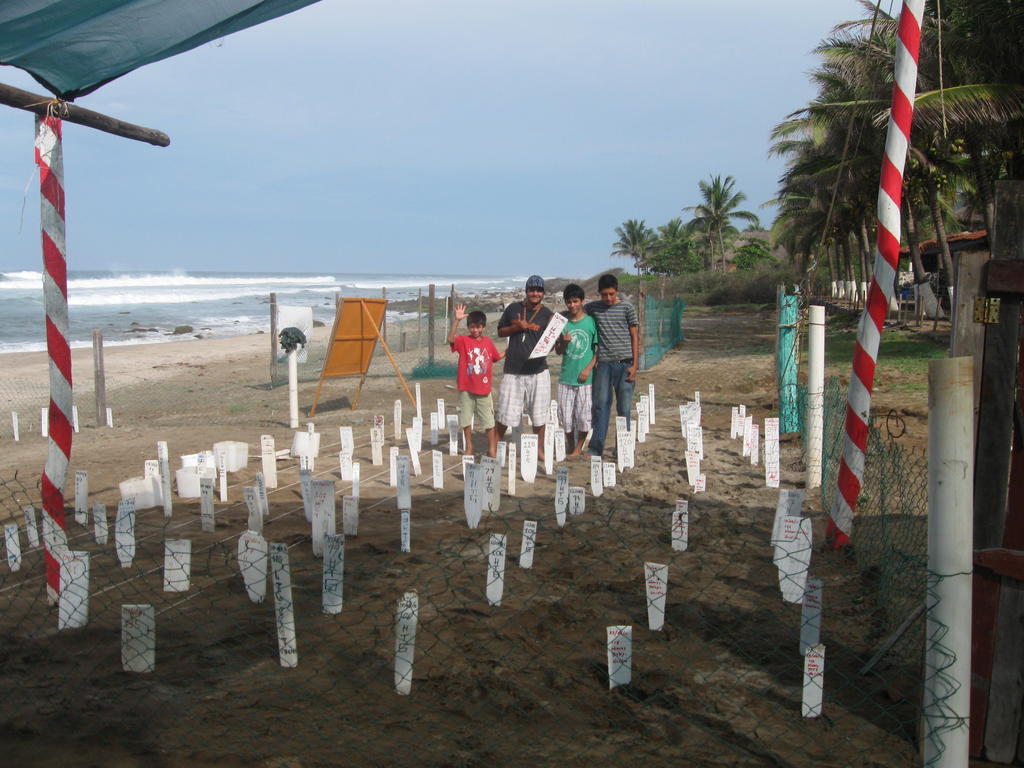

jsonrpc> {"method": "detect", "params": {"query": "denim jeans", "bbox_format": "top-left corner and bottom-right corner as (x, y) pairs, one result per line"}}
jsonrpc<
(588, 361), (634, 456)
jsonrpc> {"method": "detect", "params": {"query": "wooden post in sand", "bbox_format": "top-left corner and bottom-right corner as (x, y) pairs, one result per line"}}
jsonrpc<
(381, 287), (388, 344)
(92, 330), (106, 427)
(269, 292), (278, 385)
(417, 289), (423, 348)
(428, 284), (436, 362)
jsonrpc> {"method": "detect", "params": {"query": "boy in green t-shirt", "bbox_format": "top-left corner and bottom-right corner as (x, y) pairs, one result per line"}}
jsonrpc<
(554, 283), (598, 459)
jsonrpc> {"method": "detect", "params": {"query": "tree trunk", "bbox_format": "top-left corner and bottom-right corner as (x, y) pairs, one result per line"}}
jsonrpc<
(967, 136), (996, 237)
(927, 183), (956, 290)
(826, 240), (839, 287)
(903, 196), (928, 282)
(858, 219), (873, 286)
(841, 232), (854, 284)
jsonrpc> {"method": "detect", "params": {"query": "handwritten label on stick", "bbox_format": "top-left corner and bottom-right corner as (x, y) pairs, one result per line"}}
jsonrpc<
(802, 644), (826, 718)
(199, 477), (215, 533)
(486, 533), (507, 606)
(270, 542), (298, 668)
(644, 562), (668, 631)
(5, 523), (21, 572)
(432, 450), (444, 490)
(773, 516), (813, 603)
(481, 457), (500, 512)
(397, 456), (412, 509)
(261, 435), (278, 488)
(115, 500), (136, 568)
(22, 506), (39, 548)
(58, 551), (89, 629)
(322, 533), (345, 614)
(606, 626), (632, 689)
(568, 486), (585, 516)
(519, 520), (537, 569)
(554, 467), (569, 527)
(342, 496), (359, 536)
(520, 434), (538, 483)
(92, 502), (108, 545)
(799, 577), (824, 655)
(464, 464), (483, 529)
(74, 470), (88, 524)
(394, 591), (419, 695)
(238, 531), (268, 604)
(529, 312), (569, 358)
(400, 509), (411, 552)
(590, 455), (603, 497)
(163, 539), (191, 592)
(672, 500), (688, 552)
(122, 605), (155, 673)
(507, 444), (517, 497)
(603, 462), (616, 488)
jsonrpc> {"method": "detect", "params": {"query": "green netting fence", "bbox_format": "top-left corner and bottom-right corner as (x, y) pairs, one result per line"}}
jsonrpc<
(642, 295), (685, 369)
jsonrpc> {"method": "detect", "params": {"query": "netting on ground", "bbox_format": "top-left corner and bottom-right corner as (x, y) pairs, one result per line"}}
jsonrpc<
(642, 296), (685, 369)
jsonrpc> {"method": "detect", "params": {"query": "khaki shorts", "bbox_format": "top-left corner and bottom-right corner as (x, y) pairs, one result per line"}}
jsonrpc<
(458, 390), (495, 429)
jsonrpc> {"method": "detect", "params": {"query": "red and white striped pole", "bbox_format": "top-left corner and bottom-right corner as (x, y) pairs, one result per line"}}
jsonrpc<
(828, 0), (925, 545)
(35, 112), (73, 602)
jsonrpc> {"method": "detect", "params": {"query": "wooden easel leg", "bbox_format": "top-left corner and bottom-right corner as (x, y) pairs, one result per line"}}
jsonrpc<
(309, 376), (326, 418)
(352, 373), (368, 410)
(361, 302), (416, 407)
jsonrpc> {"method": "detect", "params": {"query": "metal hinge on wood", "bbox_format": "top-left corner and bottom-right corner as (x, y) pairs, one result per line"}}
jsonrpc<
(974, 297), (1001, 323)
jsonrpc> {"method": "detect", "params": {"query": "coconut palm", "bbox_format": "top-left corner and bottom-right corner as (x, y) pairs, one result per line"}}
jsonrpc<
(611, 219), (657, 274)
(683, 175), (760, 271)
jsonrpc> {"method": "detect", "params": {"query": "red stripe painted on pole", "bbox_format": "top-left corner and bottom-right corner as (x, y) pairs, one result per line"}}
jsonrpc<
(45, 318), (72, 383)
(40, 172), (65, 214)
(43, 234), (68, 294)
(828, 0), (925, 540)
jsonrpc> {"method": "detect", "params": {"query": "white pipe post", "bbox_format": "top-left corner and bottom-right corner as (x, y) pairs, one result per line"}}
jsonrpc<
(806, 305), (825, 489)
(922, 356), (973, 768)
(288, 349), (299, 429)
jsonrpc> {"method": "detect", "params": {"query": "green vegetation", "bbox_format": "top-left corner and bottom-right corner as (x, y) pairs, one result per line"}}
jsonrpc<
(825, 328), (948, 394)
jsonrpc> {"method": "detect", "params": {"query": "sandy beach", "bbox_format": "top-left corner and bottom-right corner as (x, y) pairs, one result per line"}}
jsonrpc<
(0, 307), (928, 767)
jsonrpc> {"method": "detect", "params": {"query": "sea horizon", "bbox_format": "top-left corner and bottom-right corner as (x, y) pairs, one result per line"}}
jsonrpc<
(0, 269), (532, 354)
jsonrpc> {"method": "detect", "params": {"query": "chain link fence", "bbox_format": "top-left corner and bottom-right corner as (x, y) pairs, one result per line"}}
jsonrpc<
(641, 296), (685, 369)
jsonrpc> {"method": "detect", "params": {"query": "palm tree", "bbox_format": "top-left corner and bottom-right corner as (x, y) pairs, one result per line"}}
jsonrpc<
(683, 175), (760, 271)
(611, 219), (656, 274)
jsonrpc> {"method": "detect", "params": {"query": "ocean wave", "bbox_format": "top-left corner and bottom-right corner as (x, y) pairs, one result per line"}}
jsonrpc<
(0, 271), (340, 291)
(66, 286), (321, 306)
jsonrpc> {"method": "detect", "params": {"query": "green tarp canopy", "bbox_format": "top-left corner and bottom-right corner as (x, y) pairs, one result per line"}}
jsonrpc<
(0, 0), (321, 100)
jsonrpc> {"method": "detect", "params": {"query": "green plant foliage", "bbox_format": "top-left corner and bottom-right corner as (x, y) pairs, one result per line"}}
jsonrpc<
(733, 239), (778, 271)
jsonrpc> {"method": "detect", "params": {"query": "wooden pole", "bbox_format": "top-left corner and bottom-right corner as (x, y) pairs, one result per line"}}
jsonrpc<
(360, 302), (415, 406)
(92, 329), (106, 427)
(417, 288), (423, 349)
(270, 292), (278, 386)
(382, 287), (388, 344)
(0, 82), (170, 147)
(428, 284), (436, 362)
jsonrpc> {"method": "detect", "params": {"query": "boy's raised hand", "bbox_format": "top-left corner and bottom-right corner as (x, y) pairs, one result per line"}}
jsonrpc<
(454, 303), (467, 321)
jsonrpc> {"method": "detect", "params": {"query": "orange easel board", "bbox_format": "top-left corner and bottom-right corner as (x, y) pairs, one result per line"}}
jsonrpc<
(321, 298), (387, 377)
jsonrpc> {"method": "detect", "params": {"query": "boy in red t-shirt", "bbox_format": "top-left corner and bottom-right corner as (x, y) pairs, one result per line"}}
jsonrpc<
(448, 304), (503, 457)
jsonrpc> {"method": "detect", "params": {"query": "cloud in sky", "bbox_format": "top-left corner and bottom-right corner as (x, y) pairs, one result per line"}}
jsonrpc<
(0, 0), (867, 276)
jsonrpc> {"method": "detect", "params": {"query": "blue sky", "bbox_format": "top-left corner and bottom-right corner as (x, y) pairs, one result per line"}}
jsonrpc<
(0, 0), (868, 277)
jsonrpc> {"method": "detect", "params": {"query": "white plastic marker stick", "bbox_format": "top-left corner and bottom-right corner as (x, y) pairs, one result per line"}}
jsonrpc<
(157, 441), (172, 518)
(322, 533), (345, 614)
(554, 429), (566, 462)
(644, 562), (668, 631)
(432, 450), (444, 490)
(744, 416), (754, 458)
(256, 472), (269, 518)
(270, 542), (298, 668)
(481, 456), (500, 512)
(497, 440), (507, 468)
(11, 411), (18, 441)
(245, 486), (263, 535)
(339, 425), (354, 455)
(672, 500), (689, 551)
(400, 509), (411, 553)
(606, 626), (632, 689)
(145, 459), (160, 484)
(694, 474), (706, 493)
(685, 451), (700, 487)
(568, 486), (585, 516)
(461, 454), (474, 479)
(686, 423), (704, 461)
(590, 455), (604, 497)
(626, 420), (637, 469)
(802, 644), (826, 718)
(765, 417), (781, 488)
(23, 506), (40, 548)
(603, 462), (616, 488)
(163, 539), (191, 592)
(519, 520), (537, 569)
(238, 531), (268, 604)
(372, 439), (383, 467)
(486, 533), (507, 606)
(414, 383), (422, 420)
(542, 422), (553, 476)
(771, 489), (806, 549)
(520, 434), (538, 483)
(217, 450), (228, 502)
(507, 444), (517, 497)
(648, 383), (656, 424)
(529, 312), (568, 358)
(121, 605), (155, 673)
(730, 406), (740, 439)
(554, 466), (569, 527)
(694, 390), (701, 406)
(310, 479), (336, 556)
(92, 502), (108, 545)
(405, 429), (422, 476)
(41, 407), (48, 437)
(394, 591), (418, 695)
(412, 416), (423, 454)
(74, 470), (88, 524)
(339, 451), (353, 482)
(549, 399), (559, 426)
(199, 476), (215, 533)
(342, 496), (359, 536)
(773, 516), (813, 604)
(260, 435), (278, 488)
(464, 463), (483, 529)
(447, 415), (459, 456)
(799, 577), (824, 656)
(394, 399), (402, 441)
(105, 407), (113, 428)
(115, 499), (136, 568)
(429, 413), (439, 445)
(437, 398), (446, 426)
(750, 423), (760, 466)
(615, 416), (627, 472)
(5, 524), (21, 571)
(352, 462), (361, 498)
(397, 456), (412, 509)
(637, 396), (649, 442)
(58, 551), (89, 629)
(389, 447), (399, 488)
(72, 405), (79, 432)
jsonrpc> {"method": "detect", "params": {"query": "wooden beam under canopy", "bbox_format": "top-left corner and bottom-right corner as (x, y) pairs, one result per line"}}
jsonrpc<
(0, 81), (169, 147)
